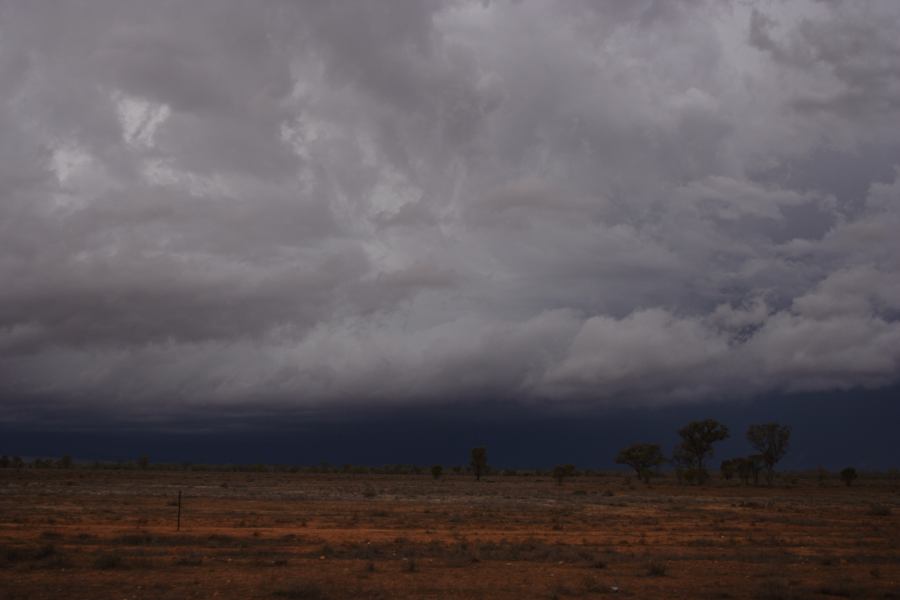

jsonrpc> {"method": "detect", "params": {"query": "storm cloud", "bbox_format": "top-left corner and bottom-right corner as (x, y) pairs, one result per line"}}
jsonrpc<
(1, 0), (899, 418)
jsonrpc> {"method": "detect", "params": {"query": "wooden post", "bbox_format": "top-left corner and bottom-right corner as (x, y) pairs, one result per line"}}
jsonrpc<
(176, 490), (182, 532)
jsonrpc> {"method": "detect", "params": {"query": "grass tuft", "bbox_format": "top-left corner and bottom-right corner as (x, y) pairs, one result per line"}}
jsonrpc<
(645, 560), (667, 577)
(93, 552), (126, 569)
(273, 583), (326, 599)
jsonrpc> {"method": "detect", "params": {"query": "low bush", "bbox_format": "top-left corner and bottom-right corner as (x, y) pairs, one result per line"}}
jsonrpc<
(273, 583), (325, 599)
(93, 552), (125, 569)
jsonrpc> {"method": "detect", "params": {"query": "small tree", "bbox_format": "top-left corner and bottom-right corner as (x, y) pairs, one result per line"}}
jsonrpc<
(734, 455), (765, 485)
(720, 458), (738, 481)
(746, 423), (791, 485)
(840, 467), (858, 487)
(671, 446), (693, 484)
(470, 447), (488, 481)
(552, 464), (575, 485)
(676, 419), (729, 484)
(137, 456), (150, 470)
(57, 455), (73, 469)
(616, 443), (664, 484)
(431, 465), (443, 480)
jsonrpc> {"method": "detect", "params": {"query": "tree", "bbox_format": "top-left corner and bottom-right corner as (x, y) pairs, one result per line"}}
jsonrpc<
(671, 446), (694, 484)
(840, 467), (858, 487)
(733, 455), (765, 485)
(137, 455), (150, 470)
(431, 465), (443, 480)
(720, 458), (738, 481)
(470, 447), (488, 481)
(676, 419), (729, 484)
(57, 455), (73, 469)
(746, 423), (791, 485)
(616, 443), (664, 484)
(552, 464), (575, 485)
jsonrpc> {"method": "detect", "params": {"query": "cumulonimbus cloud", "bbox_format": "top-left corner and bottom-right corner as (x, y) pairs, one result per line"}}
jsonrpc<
(1, 0), (899, 417)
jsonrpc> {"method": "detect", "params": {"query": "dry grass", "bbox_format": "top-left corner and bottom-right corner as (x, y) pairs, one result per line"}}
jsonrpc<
(0, 469), (898, 599)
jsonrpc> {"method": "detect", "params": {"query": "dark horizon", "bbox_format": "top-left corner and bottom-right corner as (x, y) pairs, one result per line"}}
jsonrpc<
(3, 386), (897, 471)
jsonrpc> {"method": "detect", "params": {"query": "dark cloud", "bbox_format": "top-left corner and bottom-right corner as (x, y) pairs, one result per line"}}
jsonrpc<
(1, 0), (899, 419)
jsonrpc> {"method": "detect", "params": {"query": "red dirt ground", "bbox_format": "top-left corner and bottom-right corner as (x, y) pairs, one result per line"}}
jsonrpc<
(1, 469), (898, 599)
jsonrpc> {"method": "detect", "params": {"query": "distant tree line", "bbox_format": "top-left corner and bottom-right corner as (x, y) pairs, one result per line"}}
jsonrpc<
(0, 430), (887, 487)
(613, 420), (795, 486)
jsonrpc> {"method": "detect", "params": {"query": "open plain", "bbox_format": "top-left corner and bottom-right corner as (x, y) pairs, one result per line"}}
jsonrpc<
(1, 469), (898, 599)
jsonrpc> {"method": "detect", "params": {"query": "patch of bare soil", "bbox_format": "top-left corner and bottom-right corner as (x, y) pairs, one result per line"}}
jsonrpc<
(1, 470), (898, 599)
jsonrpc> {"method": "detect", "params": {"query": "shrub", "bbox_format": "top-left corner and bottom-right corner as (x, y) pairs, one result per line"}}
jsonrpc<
(645, 560), (667, 576)
(815, 579), (864, 597)
(174, 554), (203, 566)
(34, 544), (56, 560)
(93, 552), (125, 569)
(616, 444), (664, 483)
(470, 448), (488, 481)
(755, 579), (792, 600)
(273, 583), (325, 599)
(552, 464), (575, 485)
(840, 467), (858, 487)
(867, 504), (891, 516)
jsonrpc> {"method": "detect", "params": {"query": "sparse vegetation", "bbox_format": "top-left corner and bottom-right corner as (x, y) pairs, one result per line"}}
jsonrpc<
(273, 583), (326, 599)
(93, 551), (125, 569)
(552, 464), (575, 485)
(616, 443), (664, 483)
(645, 560), (667, 576)
(723, 455), (765, 485)
(470, 447), (488, 481)
(746, 423), (791, 485)
(754, 579), (793, 600)
(841, 467), (858, 487)
(1, 458), (899, 598)
(676, 419), (729, 484)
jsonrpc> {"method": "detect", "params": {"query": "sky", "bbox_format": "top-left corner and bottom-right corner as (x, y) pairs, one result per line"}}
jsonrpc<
(1, 1), (899, 466)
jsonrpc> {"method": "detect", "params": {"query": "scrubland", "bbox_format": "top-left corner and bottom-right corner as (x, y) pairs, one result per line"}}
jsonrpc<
(1, 469), (898, 599)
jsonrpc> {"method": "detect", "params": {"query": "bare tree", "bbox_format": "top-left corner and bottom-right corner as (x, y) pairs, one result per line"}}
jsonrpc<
(616, 443), (664, 483)
(746, 423), (791, 485)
